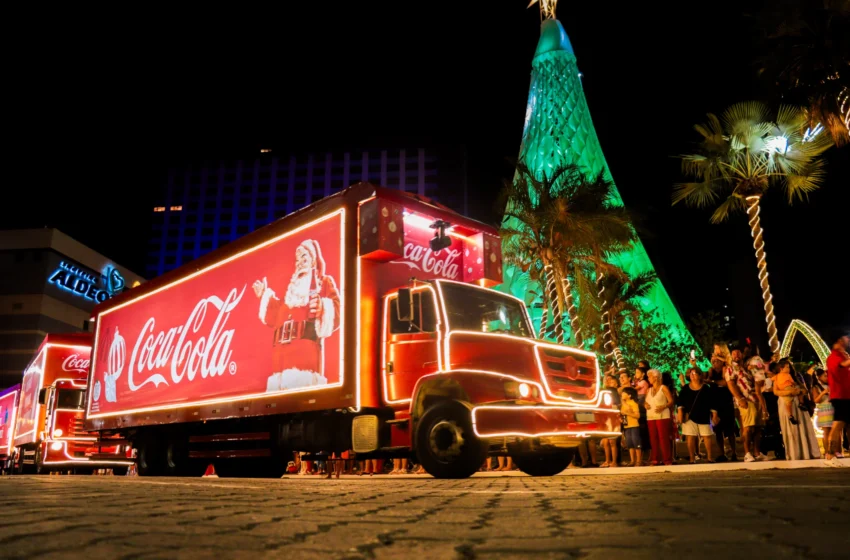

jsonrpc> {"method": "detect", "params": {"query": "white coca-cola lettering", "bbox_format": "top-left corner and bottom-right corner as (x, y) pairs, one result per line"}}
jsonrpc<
(127, 285), (246, 392)
(62, 354), (90, 373)
(402, 244), (461, 279)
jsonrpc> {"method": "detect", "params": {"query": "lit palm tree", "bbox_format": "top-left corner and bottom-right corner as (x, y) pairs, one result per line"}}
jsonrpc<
(597, 270), (658, 372)
(674, 101), (832, 353)
(500, 163), (635, 345)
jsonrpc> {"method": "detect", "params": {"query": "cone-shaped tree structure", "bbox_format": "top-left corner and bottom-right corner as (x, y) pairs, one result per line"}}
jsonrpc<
(501, 18), (700, 360)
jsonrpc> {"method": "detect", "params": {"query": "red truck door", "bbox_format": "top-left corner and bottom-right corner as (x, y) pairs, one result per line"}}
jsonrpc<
(383, 289), (441, 404)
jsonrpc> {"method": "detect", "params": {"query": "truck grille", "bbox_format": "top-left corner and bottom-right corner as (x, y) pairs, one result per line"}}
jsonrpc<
(535, 346), (598, 402)
(71, 418), (91, 438)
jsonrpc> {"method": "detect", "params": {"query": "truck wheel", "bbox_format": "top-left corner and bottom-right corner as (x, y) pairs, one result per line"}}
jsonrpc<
(415, 400), (486, 479)
(163, 437), (190, 476)
(136, 439), (162, 476)
(512, 450), (574, 477)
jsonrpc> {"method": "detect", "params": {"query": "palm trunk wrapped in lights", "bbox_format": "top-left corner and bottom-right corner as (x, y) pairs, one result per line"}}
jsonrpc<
(538, 303), (549, 339)
(543, 265), (564, 343)
(561, 275), (583, 348)
(746, 195), (780, 353)
(597, 272), (623, 371)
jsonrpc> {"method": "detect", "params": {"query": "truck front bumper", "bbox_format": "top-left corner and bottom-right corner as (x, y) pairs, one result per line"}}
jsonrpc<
(471, 405), (620, 443)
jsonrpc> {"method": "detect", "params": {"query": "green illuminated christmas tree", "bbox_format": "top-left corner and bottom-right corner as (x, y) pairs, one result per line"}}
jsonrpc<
(501, 11), (701, 366)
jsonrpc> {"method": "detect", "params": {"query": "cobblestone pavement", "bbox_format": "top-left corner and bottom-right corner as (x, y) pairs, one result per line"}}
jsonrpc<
(1, 469), (848, 559)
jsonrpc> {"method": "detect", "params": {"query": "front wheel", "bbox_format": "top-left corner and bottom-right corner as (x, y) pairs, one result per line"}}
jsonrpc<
(512, 450), (574, 477)
(414, 400), (486, 479)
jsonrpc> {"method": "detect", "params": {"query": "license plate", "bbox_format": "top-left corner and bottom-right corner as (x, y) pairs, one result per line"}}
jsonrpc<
(575, 412), (595, 423)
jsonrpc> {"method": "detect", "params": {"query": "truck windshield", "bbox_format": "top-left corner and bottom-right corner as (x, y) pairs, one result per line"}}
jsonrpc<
(438, 282), (532, 338)
(56, 389), (85, 410)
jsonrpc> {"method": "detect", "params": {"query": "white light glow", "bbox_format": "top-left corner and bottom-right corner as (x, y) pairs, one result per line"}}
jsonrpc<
(765, 135), (788, 154)
(518, 383), (530, 398)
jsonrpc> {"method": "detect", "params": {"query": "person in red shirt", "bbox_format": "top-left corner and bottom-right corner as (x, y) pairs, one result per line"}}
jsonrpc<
(825, 333), (850, 462)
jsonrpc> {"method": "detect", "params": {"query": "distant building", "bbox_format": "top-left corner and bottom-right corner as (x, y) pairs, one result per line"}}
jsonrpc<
(145, 146), (468, 278)
(0, 229), (145, 388)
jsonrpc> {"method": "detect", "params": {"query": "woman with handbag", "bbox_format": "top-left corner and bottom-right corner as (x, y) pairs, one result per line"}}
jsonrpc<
(677, 367), (718, 463)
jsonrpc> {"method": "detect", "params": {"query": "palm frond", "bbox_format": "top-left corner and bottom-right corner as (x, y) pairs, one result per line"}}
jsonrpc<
(672, 181), (721, 207)
(709, 195), (747, 224)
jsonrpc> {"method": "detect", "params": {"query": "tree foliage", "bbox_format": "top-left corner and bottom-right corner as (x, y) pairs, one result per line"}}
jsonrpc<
(752, 0), (850, 146)
(687, 310), (730, 358)
(618, 311), (697, 383)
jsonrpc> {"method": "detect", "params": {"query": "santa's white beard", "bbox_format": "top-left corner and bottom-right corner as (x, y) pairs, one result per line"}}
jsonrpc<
(285, 269), (312, 308)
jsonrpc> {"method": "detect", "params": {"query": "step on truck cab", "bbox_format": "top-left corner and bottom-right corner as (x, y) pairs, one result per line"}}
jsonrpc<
(10, 333), (133, 474)
(85, 183), (620, 478)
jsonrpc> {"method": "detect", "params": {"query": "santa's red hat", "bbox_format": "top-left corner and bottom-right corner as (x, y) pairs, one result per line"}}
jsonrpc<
(298, 239), (326, 277)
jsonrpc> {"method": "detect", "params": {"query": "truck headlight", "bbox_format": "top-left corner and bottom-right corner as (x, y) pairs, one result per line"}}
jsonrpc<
(51, 442), (63, 451)
(505, 381), (538, 400)
(602, 392), (613, 407)
(518, 383), (530, 398)
(52, 428), (63, 438)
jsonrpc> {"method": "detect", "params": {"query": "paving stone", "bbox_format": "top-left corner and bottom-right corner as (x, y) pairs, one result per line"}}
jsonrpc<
(0, 468), (847, 558)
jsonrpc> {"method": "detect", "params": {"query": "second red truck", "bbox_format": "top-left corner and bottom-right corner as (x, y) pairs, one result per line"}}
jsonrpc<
(84, 183), (619, 478)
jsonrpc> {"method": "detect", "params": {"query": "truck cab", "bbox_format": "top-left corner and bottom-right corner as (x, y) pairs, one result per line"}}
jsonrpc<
(351, 189), (620, 477)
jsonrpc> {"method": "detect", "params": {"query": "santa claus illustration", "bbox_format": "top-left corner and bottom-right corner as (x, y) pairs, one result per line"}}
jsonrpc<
(253, 239), (341, 392)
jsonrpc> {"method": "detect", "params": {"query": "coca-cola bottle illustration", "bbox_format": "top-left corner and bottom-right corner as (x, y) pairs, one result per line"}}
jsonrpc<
(103, 328), (126, 403)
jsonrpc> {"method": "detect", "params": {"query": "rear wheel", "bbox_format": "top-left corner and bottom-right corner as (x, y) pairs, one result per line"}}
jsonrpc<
(512, 450), (574, 477)
(136, 437), (163, 476)
(414, 400), (486, 479)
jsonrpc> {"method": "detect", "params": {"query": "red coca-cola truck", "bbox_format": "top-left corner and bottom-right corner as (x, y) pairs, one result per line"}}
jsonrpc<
(7, 333), (133, 474)
(85, 183), (619, 478)
(1, 384), (20, 473)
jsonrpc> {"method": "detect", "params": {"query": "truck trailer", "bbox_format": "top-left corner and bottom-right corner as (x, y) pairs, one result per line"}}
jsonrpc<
(8, 333), (133, 474)
(85, 183), (619, 478)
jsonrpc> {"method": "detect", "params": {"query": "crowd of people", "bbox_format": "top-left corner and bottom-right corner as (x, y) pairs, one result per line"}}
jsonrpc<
(583, 332), (850, 468)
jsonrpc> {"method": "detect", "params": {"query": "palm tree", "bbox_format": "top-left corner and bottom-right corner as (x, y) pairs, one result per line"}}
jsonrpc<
(597, 269), (658, 372)
(674, 101), (832, 353)
(753, 0), (850, 146)
(500, 163), (635, 345)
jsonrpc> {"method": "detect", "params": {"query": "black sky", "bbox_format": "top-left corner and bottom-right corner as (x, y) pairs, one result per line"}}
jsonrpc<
(7, 1), (849, 357)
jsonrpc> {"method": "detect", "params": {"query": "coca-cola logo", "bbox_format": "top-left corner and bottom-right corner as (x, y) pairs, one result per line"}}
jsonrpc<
(125, 285), (246, 393)
(398, 243), (461, 280)
(62, 354), (90, 373)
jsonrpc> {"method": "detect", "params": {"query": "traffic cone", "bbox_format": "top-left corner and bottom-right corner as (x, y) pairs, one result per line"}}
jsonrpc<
(202, 463), (218, 478)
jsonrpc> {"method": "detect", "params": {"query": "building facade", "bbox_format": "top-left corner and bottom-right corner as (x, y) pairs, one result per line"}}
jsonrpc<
(146, 146), (467, 278)
(0, 229), (145, 388)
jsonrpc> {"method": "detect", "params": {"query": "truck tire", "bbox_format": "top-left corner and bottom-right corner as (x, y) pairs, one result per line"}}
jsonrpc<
(136, 438), (163, 476)
(512, 450), (574, 477)
(414, 400), (486, 479)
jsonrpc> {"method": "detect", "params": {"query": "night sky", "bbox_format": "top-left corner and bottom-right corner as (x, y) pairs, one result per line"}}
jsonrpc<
(8, 1), (848, 358)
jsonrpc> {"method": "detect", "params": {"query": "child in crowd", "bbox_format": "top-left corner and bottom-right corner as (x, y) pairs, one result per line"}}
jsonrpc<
(774, 363), (801, 425)
(620, 387), (642, 466)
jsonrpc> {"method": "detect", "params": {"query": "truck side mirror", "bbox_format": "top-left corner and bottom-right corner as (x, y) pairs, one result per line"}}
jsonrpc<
(397, 288), (413, 322)
(38, 388), (47, 405)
